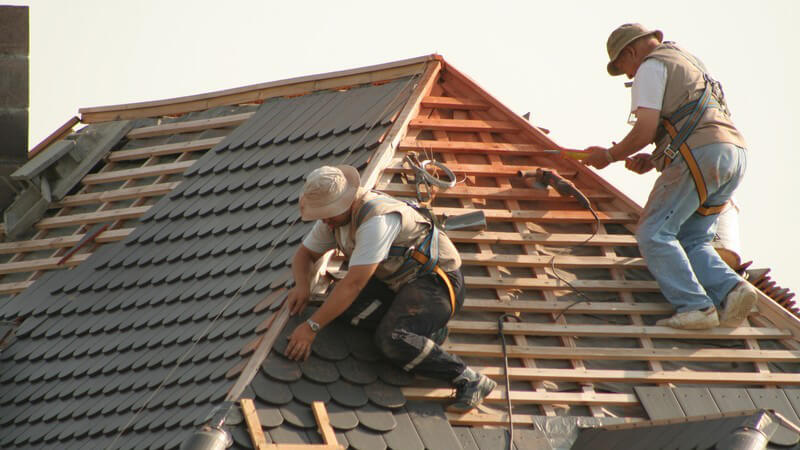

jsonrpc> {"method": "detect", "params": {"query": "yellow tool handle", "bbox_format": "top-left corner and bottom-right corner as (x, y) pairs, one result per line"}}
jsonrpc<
(543, 149), (590, 160)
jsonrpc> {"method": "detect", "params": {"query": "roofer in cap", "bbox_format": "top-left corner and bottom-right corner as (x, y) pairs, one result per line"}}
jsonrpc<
(581, 24), (758, 330)
(284, 165), (495, 411)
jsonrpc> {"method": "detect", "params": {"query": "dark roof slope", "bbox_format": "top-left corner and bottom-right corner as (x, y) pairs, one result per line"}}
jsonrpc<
(0, 76), (418, 449)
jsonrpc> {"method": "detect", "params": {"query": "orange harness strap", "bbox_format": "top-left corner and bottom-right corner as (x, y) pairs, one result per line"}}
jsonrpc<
(661, 119), (729, 216)
(408, 250), (457, 318)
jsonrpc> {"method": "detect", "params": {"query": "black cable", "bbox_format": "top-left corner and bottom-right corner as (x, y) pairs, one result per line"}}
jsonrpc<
(498, 313), (523, 449)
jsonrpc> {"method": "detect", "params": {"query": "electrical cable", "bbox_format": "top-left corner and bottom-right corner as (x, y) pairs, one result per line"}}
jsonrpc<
(497, 313), (525, 450)
(107, 73), (420, 449)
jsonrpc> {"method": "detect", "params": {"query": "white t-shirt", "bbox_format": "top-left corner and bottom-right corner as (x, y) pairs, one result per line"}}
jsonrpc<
(302, 212), (402, 266)
(629, 58), (667, 123)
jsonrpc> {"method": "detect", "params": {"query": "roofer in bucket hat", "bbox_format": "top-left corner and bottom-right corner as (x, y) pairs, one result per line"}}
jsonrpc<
(580, 24), (758, 330)
(284, 165), (495, 412)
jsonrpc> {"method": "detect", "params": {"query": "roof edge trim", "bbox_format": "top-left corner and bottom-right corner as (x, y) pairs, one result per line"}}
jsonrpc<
(79, 54), (440, 123)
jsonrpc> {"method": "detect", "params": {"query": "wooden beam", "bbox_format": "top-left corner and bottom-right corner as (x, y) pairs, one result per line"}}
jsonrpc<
(81, 161), (194, 185)
(240, 398), (269, 449)
(311, 402), (338, 446)
(442, 343), (800, 363)
(0, 253), (90, 275)
(402, 386), (638, 406)
(108, 136), (224, 161)
(379, 183), (613, 202)
(459, 252), (647, 269)
(462, 299), (673, 315)
(0, 281), (34, 295)
(446, 229), (638, 246)
(56, 182), (180, 207)
(36, 206), (150, 229)
(0, 227), (131, 253)
(399, 138), (546, 155)
(754, 290), (800, 341)
(447, 320), (790, 339)
(80, 57), (430, 123)
(126, 112), (254, 139)
(408, 118), (519, 133)
(446, 411), (642, 427)
(464, 275), (658, 291)
(383, 162), (577, 178)
(433, 207), (637, 223)
(420, 96), (489, 110)
(472, 366), (800, 386)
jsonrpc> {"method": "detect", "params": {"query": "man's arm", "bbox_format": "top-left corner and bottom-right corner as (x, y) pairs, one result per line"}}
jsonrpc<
(285, 262), (378, 361)
(287, 244), (324, 316)
(582, 107), (660, 170)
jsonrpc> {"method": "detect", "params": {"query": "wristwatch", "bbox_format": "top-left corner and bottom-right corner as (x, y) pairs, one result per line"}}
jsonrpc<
(306, 318), (320, 332)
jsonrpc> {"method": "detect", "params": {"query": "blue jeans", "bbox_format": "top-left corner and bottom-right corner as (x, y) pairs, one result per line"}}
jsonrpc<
(636, 142), (747, 312)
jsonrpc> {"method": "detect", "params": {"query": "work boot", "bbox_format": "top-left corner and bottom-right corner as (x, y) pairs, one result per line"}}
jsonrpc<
(655, 306), (719, 330)
(431, 326), (449, 346)
(719, 281), (758, 327)
(448, 368), (497, 412)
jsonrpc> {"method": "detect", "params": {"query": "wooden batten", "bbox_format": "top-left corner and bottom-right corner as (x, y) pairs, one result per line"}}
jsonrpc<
(81, 161), (194, 185)
(108, 137), (224, 161)
(126, 112), (254, 140)
(36, 206), (151, 229)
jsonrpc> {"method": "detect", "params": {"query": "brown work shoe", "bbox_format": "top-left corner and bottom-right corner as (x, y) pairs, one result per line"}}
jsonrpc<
(719, 281), (758, 327)
(655, 307), (719, 330)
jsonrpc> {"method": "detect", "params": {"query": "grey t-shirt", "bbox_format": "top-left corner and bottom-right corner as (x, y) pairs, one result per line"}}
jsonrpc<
(302, 212), (402, 266)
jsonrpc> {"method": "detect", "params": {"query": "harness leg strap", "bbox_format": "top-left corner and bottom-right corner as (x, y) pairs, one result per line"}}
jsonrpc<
(408, 250), (457, 318)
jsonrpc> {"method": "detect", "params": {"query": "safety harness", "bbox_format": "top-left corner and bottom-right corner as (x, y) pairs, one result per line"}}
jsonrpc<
(655, 48), (732, 216)
(354, 193), (457, 318)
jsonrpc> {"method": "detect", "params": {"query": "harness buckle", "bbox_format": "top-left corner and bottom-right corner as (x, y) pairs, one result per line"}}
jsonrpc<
(664, 145), (678, 160)
(403, 246), (416, 260)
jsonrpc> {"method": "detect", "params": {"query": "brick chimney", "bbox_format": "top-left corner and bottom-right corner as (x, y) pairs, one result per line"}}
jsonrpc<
(0, 5), (28, 212)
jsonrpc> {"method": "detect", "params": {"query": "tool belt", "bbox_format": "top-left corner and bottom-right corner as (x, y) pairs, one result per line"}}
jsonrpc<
(657, 75), (730, 216)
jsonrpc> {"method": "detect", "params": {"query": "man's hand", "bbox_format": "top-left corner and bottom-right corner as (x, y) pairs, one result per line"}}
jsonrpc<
(286, 322), (315, 361)
(287, 285), (310, 316)
(581, 146), (613, 170)
(625, 153), (655, 174)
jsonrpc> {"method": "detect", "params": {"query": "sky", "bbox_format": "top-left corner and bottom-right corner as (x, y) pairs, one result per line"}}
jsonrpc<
(9, 0), (798, 288)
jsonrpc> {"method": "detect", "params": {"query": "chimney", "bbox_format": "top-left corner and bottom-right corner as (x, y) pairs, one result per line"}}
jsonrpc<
(0, 5), (28, 212)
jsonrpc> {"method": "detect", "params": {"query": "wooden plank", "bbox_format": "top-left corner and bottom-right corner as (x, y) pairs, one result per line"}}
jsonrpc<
(634, 387), (685, 420)
(421, 96), (489, 110)
(0, 253), (90, 275)
(126, 112), (254, 139)
(442, 343), (800, 363)
(56, 182), (180, 207)
(403, 386), (638, 406)
(379, 183), (613, 202)
(36, 206), (151, 229)
(470, 367), (800, 386)
(94, 228), (133, 243)
(108, 136), (224, 161)
(240, 398), (269, 449)
(0, 281), (34, 295)
(463, 299), (672, 315)
(446, 229), (638, 246)
(399, 138), (545, 155)
(446, 411), (640, 427)
(459, 252), (646, 269)
(80, 57), (429, 122)
(433, 207), (637, 223)
(754, 290), (800, 341)
(311, 402), (338, 446)
(408, 117), (518, 133)
(82, 161), (194, 185)
(464, 275), (658, 291)
(465, 206), (635, 226)
(447, 320), (790, 339)
(383, 162), (577, 178)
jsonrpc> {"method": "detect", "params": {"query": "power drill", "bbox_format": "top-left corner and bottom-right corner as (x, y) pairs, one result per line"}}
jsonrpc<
(518, 169), (592, 211)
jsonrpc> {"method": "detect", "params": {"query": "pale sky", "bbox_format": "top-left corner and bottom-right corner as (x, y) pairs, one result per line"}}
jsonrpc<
(9, 0), (798, 288)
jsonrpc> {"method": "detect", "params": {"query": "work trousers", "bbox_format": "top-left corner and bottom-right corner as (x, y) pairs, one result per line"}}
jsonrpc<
(637, 142), (747, 313)
(338, 268), (467, 382)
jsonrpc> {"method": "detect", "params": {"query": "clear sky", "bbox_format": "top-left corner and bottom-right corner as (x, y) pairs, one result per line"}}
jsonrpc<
(10, 0), (798, 289)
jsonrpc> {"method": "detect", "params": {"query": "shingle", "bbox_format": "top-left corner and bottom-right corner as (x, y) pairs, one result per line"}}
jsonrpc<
(345, 426), (387, 450)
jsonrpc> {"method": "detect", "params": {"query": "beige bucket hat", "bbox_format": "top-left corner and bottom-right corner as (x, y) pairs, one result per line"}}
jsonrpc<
(606, 23), (663, 76)
(299, 165), (360, 221)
